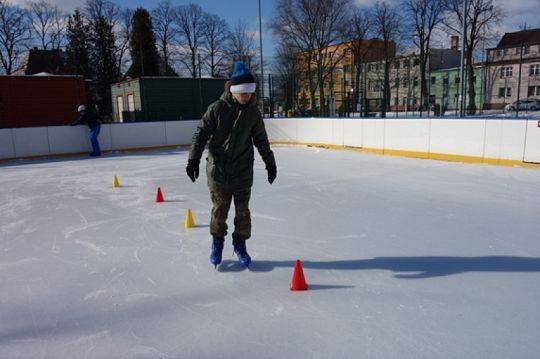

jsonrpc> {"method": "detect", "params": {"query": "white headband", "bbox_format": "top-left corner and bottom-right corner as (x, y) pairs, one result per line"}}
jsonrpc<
(230, 83), (256, 94)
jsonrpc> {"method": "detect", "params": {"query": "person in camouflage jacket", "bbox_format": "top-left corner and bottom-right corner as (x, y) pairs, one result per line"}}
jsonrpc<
(186, 61), (276, 268)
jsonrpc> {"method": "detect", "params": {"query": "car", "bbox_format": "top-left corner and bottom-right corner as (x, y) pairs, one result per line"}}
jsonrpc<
(505, 98), (540, 111)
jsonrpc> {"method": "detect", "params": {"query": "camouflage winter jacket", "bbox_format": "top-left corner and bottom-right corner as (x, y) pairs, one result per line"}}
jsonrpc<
(188, 92), (276, 192)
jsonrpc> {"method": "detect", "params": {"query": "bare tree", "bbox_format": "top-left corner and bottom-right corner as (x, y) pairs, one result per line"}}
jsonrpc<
(115, 8), (132, 75)
(271, 0), (319, 113)
(272, 0), (349, 114)
(445, 0), (502, 114)
(152, 0), (177, 74)
(273, 40), (300, 113)
(201, 13), (228, 77)
(84, 0), (119, 27)
(225, 19), (258, 73)
(0, 0), (30, 74)
(372, 1), (400, 118)
(27, 0), (66, 50)
(174, 3), (205, 78)
(311, 0), (351, 114)
(344, 8), (371, 110)
(405, 0), (447, 112)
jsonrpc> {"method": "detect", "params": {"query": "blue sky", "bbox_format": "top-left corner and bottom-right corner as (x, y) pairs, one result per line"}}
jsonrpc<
(13, 0), (280, 58)
(11, 0), (540, 58)
(127, 0), (279, 58)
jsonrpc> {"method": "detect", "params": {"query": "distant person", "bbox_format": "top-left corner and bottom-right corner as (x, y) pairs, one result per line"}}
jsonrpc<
(186, 61), (277, 269)
(71, 105), (102, 157)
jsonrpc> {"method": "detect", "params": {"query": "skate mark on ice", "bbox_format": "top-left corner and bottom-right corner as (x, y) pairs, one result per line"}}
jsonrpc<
(125, 293), (159, 303)
(75, 240), (107, 256)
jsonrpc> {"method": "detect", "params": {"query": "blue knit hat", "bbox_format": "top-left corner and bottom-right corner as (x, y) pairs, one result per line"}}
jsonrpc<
(230, 61), (256, 94)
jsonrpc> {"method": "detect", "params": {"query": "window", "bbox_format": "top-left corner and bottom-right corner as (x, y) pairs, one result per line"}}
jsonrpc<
(496, 49), (502, 57)
(431, 77), (436, 85)
(528, 86), (540, 97)
(473, 76), (477, 83)
(524, 46), (531, 55)
(116, 96), (124, 122)
(455, 77), (460, 84)
(402, 78), (409, 88)
(127, 94), (135, 111)
(530, 64), (540, 76)
(402, 97), (407, 105)
(500, 67), (513, 78)
(443, 77), (449, 85)
(515, 47), (520, 55)
(404, 60), (410, 67)
(498, 87), (511, 97)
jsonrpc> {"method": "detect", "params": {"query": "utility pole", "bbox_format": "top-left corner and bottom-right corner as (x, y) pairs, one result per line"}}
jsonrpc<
(458, 0), (468, 117)
(198, 53), (203, 118)
(258, 0), (265, 116)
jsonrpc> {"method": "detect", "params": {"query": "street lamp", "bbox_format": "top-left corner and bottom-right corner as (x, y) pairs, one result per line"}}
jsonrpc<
(258, 0), (264, 115)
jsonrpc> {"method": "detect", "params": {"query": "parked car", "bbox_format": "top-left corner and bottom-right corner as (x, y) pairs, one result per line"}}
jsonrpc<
(505, 98), (540, 111)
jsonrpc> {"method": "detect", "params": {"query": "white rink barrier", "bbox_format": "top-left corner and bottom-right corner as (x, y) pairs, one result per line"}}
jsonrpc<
(0, 121), (199, 160)
(264, 117), (540, 166)
(1, 118), (539, 165)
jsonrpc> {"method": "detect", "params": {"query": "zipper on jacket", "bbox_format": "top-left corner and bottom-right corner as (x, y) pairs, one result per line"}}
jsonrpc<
(225, 109), (242, 185)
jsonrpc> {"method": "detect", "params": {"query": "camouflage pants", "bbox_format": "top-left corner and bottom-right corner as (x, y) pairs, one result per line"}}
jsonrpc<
(210, 188), (251, 241)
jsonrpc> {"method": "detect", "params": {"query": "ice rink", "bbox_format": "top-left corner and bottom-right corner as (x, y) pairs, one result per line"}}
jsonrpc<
(1, 146), (540, 359)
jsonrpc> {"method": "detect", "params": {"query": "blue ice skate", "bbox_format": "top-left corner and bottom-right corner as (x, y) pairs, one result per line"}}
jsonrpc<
(233, 240), (251, 268)
(210, 236), (224, 268)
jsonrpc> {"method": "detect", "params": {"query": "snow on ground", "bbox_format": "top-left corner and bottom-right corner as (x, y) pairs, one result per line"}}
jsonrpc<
(339, 110), (540, 119)
(1, 146), (540, 359)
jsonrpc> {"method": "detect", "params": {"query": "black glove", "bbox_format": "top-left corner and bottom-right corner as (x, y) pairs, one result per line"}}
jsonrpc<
(266, 165), (277, 184)
(186, 159), (200, 182)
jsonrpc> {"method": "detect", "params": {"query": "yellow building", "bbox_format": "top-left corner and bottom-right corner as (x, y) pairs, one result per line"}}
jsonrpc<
(295, 39), (392, 115)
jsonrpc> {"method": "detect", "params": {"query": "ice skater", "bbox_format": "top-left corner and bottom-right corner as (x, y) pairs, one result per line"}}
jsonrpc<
(71, 105), (102, 157)
(186, 61), (277, 268)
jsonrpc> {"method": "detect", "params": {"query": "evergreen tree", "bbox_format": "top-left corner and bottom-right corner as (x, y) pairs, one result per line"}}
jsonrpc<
(125, 8), (159, 78)
(89, 14), (118, 117)
(65, 10), (92, 78)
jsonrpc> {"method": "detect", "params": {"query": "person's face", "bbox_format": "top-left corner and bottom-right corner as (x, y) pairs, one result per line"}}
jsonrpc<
(232, 92), (252, 105)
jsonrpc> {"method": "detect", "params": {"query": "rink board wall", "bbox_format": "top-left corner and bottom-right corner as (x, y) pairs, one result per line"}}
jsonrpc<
(1, 118), (539, 165)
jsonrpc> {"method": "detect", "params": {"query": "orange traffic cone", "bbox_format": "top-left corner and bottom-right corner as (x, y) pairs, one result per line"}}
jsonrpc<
(290, 260), (308, 291)
(155, 187), (165, 203)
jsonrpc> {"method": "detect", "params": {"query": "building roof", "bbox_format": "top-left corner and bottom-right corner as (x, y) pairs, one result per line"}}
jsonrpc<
(23, 48), (67, 75)
(496, 28), (540, 48)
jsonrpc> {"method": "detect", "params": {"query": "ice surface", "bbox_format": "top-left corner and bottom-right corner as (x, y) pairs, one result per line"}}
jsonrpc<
(1, 146), (540, 359)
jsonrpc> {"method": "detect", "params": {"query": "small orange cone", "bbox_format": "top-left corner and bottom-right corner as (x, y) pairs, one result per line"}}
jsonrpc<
(155, 187), (165, 203)
(290, 260), (308, 291)
(184, 208), (195, 229)
(113, 175), (120, 188)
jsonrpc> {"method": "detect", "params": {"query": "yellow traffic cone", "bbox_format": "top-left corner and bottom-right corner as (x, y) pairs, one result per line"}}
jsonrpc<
(184, 208), (195, 229)
(113, 175), (120, 188)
